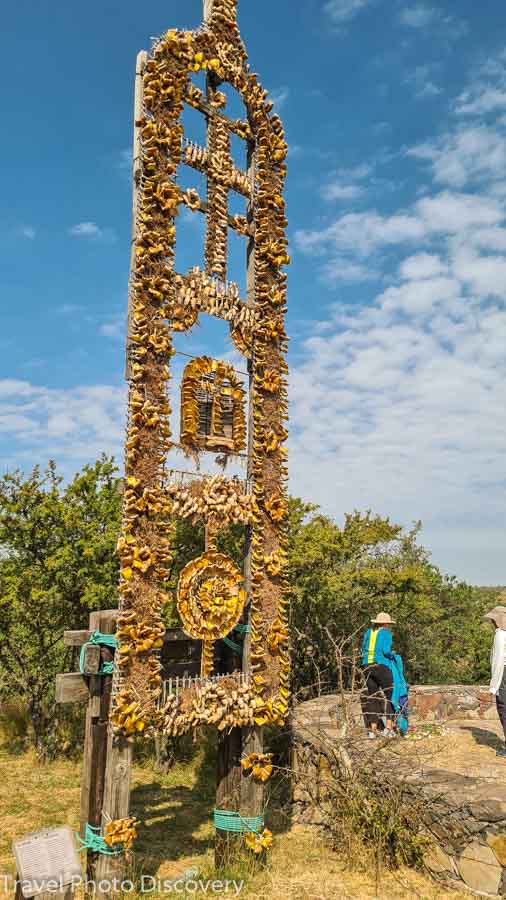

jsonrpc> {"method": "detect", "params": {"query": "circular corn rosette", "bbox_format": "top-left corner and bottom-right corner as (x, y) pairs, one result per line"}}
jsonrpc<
(177, 551), (246, 640)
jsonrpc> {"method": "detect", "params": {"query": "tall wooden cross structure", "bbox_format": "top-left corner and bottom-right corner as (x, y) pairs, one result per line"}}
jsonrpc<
(61, 0), (290, 887)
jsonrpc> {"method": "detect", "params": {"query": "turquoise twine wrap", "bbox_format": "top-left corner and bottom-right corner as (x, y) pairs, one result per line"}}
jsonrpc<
(76, 824), (123, 856)
(79, 631), (118, 676)
(222, 623), (252, 654)
(213, 809), (264, 834)
(223, 636), (243, 654)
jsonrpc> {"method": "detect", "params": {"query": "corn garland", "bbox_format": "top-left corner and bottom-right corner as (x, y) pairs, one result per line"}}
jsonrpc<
(165, 475), (256, 525)
(161, 674), (267, 736)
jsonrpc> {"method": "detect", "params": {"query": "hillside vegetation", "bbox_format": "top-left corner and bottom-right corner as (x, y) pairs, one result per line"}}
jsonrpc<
(0, 456), (501, 759)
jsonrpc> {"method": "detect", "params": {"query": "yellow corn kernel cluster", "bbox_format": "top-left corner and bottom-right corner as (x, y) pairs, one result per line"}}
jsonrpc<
(110, 690), (147, 735)
(241, 752), (274, 782)
(244, 829), (273, 854)
(103, 818), (138, 852)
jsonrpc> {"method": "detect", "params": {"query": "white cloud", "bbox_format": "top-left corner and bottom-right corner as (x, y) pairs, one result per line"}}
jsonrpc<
(324, 0), (373, 25)
(296, 191), (504, 261)
(20, 226), (36, 240)
(70, 222), (100, 237)
(409, 125), (506, 189)
(57, 304), (84, 315)
(417, 191), (503, 232)
(324, 183), (364, 201)
(295, 210), (425, 257)
(270, 87), (289, 111)
(0, 380), (126, 470)
(290, 52), (506, 582)
(456, 55), (506, 117)
(471, 227), (506, 253)
(379, 275), (461, 315)
(69, 222), (117, 242)
(322, 164), (372, 202)
(451, 246), (506, 300)
(398, 4), (466, 36)
(399, 253), (447, 280)
(100, 316), (125, 341)
(457, 88), (506, 117)
(399, 5), (437, 28)
(322, 258), (378, 283)
(288, 275), (506, 581)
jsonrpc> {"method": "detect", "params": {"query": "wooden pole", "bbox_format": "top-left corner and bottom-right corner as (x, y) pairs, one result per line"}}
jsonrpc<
(214, 724), (243, 868)
(125, 50), (147, 381)
(240, 140), (264, 824)
(94, 732), (133, 894)
(80, 611), (118, 884)
(209, 28), (246, 862)
(94, 51), (145, 895)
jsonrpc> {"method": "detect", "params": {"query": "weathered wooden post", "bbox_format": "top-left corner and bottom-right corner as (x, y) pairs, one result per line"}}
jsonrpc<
(57, 610), (119, 886)
(93, 47), (148, 893)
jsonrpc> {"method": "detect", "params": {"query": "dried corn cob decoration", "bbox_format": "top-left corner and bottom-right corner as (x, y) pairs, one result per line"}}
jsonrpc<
(180, 356), (246, 454)
(103, 818), (138, 852)
(205, 118), (230, 278)
(240, 752), (274, 782)
(114, 0), (290, 736)
(165, 475), (256, 525)
(244, 829), (273, 854)
(177, 550), (246, 640)
(161, 674), (264, 736)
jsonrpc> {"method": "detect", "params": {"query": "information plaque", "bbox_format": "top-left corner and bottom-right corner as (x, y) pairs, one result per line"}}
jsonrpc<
(13, 826), (81, 897)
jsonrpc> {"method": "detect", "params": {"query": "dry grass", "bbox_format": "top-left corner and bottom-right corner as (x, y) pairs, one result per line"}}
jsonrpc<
(0, 740), (471, 900)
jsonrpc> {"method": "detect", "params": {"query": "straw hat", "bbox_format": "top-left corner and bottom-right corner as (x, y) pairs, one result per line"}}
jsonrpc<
(371, 612), (396, 625)
(483, 606), (506, 630)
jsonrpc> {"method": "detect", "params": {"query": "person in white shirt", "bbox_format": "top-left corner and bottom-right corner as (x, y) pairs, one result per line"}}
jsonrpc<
(483, 605), (506, 758)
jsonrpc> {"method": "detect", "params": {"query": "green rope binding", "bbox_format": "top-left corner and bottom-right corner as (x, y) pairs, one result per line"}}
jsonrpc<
(222, 622), (251, 654)
(213, 809), (264, 834)
(76, 824), (123, 856)
(223, 636), (243, 654)
(79, 631), (118, 676)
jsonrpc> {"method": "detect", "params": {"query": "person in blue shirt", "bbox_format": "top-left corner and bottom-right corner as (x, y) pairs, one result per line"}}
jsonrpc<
(361, 611), (397, 738)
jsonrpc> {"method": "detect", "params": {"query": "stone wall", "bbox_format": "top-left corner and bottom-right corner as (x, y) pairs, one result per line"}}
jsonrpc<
(410, 684), (496, 722)
(291, 687), (506, 898)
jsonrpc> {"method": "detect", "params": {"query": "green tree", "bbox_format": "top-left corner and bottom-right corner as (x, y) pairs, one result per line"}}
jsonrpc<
(0, 457), (121, 758)
(0, 453), (495, 758)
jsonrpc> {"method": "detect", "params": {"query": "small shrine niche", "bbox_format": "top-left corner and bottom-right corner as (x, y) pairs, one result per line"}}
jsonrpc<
(180, 356), (246, 455)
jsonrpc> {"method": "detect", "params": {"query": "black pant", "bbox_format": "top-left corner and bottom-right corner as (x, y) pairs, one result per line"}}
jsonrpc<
(496, 668), (506, 743)
(362, 664), (394, 729)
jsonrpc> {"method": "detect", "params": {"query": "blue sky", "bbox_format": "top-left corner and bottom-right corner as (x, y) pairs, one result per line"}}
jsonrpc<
(2, 0), (506, 583)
